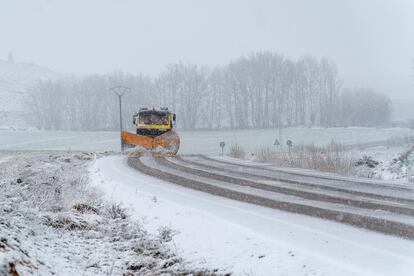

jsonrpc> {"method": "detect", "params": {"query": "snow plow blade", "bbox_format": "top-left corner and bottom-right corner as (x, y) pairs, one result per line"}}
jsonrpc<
(121, 130), (180, 156)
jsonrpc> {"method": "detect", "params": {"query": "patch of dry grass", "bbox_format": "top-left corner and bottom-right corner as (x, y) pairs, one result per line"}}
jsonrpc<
(227, 143), (246, 159)
(0, 153), (224, 275)
(255, 141), (356, 175)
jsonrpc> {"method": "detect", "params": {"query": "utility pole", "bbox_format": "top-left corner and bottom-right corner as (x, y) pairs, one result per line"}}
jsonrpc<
(110, 86), (130, 152)
(220, 141), (226, 157)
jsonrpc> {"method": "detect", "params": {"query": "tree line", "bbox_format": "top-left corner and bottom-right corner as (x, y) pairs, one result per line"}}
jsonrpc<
(26, 52), (392, 131)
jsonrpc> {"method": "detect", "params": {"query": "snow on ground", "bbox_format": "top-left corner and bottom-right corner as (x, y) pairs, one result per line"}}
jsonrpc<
(91, 155), (414, 276)
(351, 145), (414, 182)
(0, 127), (413, 154)
(0, 153), (215, 275)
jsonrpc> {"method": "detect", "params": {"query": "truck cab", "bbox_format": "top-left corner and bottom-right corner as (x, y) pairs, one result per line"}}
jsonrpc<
(133, 108), (176, 137)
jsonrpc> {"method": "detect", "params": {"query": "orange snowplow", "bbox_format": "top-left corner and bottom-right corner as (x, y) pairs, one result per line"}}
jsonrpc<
(121, 108), (180, 156)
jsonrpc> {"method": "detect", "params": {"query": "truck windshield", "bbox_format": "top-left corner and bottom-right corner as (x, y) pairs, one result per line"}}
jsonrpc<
(138, 111), (169, 125)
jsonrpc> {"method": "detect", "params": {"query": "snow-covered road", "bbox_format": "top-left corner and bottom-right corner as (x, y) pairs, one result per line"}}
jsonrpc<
(91, 155), (414, 276)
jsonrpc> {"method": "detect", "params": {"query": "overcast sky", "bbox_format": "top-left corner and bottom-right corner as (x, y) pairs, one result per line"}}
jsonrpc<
(1, 0), (413, 96)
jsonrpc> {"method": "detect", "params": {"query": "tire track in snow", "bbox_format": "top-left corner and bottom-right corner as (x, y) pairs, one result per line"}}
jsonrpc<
(159, 156), (414, 216)
(201, 155), (414, 191)
(128, 156), (414, 240)
(179, 155), (414, 203)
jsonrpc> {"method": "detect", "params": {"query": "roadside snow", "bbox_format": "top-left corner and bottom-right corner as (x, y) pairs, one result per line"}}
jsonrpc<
(0, 153), (215, 275)
(91, 155), (414, 276)
(352, 145), (414, 182)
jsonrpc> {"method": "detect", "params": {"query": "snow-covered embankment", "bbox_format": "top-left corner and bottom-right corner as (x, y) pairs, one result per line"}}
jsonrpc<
(0, 153), (214, 275)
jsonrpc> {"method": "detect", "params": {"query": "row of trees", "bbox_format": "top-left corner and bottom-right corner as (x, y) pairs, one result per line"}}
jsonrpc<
(26, 52), (392, 131)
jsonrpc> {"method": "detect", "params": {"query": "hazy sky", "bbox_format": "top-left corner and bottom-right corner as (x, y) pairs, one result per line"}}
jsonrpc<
(1, 0), (413, 96)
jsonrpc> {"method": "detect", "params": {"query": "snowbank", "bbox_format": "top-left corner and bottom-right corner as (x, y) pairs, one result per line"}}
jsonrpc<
(0, 153), (215, 275)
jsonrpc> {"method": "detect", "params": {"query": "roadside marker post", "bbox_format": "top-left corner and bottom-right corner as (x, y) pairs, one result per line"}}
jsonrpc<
(220, 141), (226, 157)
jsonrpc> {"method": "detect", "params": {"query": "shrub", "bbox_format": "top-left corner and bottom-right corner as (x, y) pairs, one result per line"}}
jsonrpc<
(107, 204), (128, 220)
(255, 145), (274, 162)
(72, 203), (99, 214)
(398, 147), (414, 164)
(157, 226), (178, 242)
(227, 143), (246, 159)
(355, 155), (379, 168)
(42, 213), (96, 230)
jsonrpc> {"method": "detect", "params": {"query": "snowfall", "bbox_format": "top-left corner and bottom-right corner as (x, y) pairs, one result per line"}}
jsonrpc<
(2, 60), (414, 275)
(1, 149), (414, 276)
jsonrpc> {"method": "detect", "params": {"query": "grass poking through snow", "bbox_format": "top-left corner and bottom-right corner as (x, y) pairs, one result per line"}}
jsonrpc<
(0, 153), (224, 275)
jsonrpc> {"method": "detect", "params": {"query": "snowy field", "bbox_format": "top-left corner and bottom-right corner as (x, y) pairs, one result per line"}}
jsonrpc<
(0, 127), (413, 154)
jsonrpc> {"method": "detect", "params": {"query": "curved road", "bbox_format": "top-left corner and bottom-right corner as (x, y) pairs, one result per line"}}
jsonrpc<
(128, 155), (414, 240)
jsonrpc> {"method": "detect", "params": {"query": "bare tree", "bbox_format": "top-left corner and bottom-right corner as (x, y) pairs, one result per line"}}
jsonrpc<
(337, 89), (392, 127)
(24, 52), (392, 131)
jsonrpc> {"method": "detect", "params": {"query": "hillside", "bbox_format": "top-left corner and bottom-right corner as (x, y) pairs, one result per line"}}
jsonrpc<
(0, 60), (58, 129)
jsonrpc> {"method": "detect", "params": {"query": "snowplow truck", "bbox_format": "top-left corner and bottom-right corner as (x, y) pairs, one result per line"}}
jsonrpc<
(121, 107), (180, 156)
